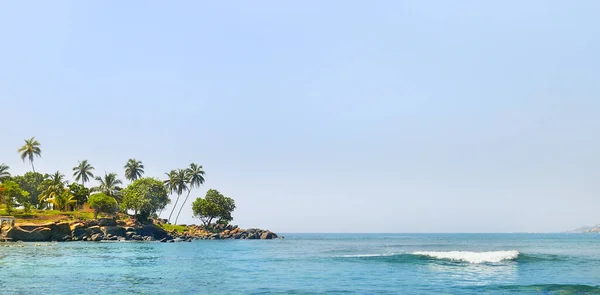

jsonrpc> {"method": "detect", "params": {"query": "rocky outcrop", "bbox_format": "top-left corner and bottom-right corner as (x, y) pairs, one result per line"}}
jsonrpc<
(4, 219), (279, 242)
(169, 224), (279, 240)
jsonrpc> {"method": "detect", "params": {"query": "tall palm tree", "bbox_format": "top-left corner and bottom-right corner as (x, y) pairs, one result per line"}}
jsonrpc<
(124, 158), (144, 182)
(39, 171), (67, 208)
(17, 137), (42, 172)
(175, 163), (205, 224)
(166, 169), (189, 223)
(0, 163), (10, 182)
(92, 172), (123, 202)
(72, 160), (95, 187)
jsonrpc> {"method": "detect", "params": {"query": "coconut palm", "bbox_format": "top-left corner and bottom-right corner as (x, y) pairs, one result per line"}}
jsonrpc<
(124, 158), (144, 182)
(72, 160), (95, 187)
(39, 171), (67, 208)
(92, 172), (123, 202)
(166, 168), (189, 223)
(174, 163), (205, 224)
(0, 163), (10, 182)
(49, 188), (76, 211)
(17, 137), (42, 172)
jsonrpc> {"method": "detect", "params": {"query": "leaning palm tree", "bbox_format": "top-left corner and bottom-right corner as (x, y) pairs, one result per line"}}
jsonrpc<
(166, 169), (189, 223)
(17, 137), (42, 172)
(124, 158), (144, 182)
(72, 160), (95, 187)
(0, 163), (10, 182)
(39, 171), (66, 209)
(174, 163), (205, 224)
(92, 172), (123, 203)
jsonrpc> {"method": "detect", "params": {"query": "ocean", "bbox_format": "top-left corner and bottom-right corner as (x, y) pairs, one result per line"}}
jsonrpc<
(1, 233), (599, 294)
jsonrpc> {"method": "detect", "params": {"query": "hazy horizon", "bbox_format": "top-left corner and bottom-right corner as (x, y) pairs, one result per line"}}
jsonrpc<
(1, 1), (599, 233)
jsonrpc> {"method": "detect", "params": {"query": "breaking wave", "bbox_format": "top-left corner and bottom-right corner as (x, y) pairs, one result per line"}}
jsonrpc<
(411, 250), (520, 264)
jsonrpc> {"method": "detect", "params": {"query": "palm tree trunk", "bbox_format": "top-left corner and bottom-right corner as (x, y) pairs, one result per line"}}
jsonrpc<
(168, 193), (182, 224)
(31, 162), (35, 173)
(174, 188), (192, 224)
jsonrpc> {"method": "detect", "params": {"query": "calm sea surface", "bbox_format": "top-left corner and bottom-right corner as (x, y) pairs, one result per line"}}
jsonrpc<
(1, 233), (599, 294)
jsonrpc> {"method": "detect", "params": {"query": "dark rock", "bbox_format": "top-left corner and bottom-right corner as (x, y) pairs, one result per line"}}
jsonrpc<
(159, 238), (167, 242)
(86, 220), (99, 227)
(116, 220), (127, 226)
(90, 233), (104, 241)
(6, 226), (53, 242)
(102, 226), (125, 237)
(97, 218), (117, 227)
(260, 231), (277, 239)
(125, 232), (136, 240)
(86, 226), (103, 236)
(137, 225), (171, 240)
(131, 235), (144, 241)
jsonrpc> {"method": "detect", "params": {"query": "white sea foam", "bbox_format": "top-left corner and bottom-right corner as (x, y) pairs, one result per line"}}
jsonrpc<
(411, 250), (519, 263)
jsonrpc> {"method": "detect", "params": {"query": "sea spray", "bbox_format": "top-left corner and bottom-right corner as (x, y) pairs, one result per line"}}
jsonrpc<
(412, 250), (520, 263)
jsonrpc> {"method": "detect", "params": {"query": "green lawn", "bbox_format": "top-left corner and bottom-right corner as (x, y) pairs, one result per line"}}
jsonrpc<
(160, 224), (188, 233)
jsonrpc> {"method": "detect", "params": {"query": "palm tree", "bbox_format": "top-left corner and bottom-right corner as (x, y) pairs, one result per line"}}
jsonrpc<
(166, 169), (189, 223)
(175, 163), (205, 224)
(39, 171), (66, 208)
(0, 163), (10, 182)
(17, 137), (42, 172)
(72, 160), (95, 187)
(124, 159), (144, 182)
(92, 172), (123, 202)
(49, 188), (76, 211)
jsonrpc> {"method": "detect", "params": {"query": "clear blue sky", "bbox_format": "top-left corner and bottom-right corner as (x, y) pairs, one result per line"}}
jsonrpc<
(1, 1), (599, 232)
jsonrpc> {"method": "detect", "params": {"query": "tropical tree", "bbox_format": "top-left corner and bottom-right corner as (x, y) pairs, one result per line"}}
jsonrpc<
(12, 172), (47, 208)
(0, 180), (30, 214)
(88, 193), (117, 218)
(166, 169), (189, 223)
(17, 137), (42, 172)
(69, 182), (90, 209)
(191, 189), (235, 227)
(38, 171), (67, 208)
(124, 158), (144, 183)
(92, 173), (123, 202)
(49, 188), (76, 211)
(72, 160), (94, 187)
(0, 163), (10, 182)
(121, 178), (170, 219)
(175, 163), (205, 224)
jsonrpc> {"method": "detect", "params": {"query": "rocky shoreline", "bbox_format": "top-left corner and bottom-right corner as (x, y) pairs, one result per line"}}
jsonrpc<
(2, 218), (279, 242)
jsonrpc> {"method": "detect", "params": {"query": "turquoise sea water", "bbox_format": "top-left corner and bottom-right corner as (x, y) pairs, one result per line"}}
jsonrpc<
(1, 233), (600, 294)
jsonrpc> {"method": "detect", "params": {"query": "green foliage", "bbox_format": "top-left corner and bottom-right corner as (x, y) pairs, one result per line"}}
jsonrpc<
(165, 168), (190, 223)
(92, 172), (123, 202)
(12, 172), (47, 208)
(88, 193), (117, 219)
(0, 180), (30, 214)
(38, 171), (66, 208)
(191, 189), (235, 226)
(72, 160), (94, 186)
(124, 159), (144, 182)
(121, 178), (170, 219)
(0, 163), (10, 182)
(174, 163), (206, 224)
(17, 137), (42, 172)
(160, 224), (187, 233)
(23, 201), (32, 214)
(68, 183), (90, 208)
(50, 189), (76, 211)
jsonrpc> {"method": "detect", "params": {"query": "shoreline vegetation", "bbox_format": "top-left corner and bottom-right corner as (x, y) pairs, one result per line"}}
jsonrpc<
(0, 137), (278, 242)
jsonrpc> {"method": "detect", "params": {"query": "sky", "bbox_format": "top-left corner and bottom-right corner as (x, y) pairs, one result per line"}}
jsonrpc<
(1, 1), (599, 233)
